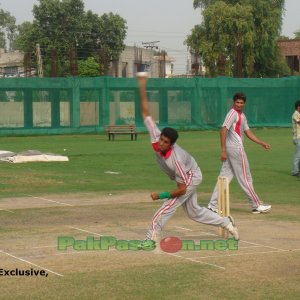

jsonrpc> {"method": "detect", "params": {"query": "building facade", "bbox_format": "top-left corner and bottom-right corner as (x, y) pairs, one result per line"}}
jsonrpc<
(109, 45), (175, 78)
(0, 46), (175, 78)
(0, 48), (25, 77)
(277, 39), (300, 75)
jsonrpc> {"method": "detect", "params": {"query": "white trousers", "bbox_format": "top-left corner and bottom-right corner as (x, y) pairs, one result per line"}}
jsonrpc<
(146, 184), (230, 240)
(209, 146), (261, 210)
(291, 138), (300, 175)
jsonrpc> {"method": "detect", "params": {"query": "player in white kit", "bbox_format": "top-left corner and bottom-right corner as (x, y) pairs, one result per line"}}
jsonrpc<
(137, 73), (239, 247)
(291, 100), (300, 176)
(208, 92), (272, 214)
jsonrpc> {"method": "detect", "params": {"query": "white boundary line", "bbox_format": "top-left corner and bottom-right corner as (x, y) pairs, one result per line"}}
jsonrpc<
(167, 253), (225, 270)
(24, 249), (119, 259)
(0, 250), (63, 277)
(173, 226), (218, 236)
(197, 232), (218, 236)
(192, 248), (300, 259)
(31, 245), (57, 249)
(172, 227), (288, 252)
(69, 225), (225, 269)
(24, 251), (95, 259)
(9, 225), (296, 271)
(26, 247), (300, 260)
(68, 226), (102, 236)
(0, 209), (14, 213)
(67, 225), (225, 269)
(237, 245), (263, 249)
(239, 240), (286, 251)
(6, 224), (298, 272)
(25, 194), (73, 206)
(174, 226), (193, 231)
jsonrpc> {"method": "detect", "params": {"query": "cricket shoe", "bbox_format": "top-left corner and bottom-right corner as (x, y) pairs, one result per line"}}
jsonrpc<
(225, 216), (239, 240)
(252, 204), (272, 214)
(208, 205), (218, 214)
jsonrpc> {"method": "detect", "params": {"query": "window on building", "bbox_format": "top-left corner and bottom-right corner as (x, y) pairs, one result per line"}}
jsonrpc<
(134, 63), (150, 73)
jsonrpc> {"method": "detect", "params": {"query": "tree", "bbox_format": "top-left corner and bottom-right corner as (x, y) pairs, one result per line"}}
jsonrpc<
(14, 0), (127, 77)
(0, 8), (17, 50)
(15, 22), (36, 52)
(294, 29), (300, 39)
(278, 35), (289, 40)
(78, 57), (100, 76)
(250, 0), (286, 77)
(187, 2), (255, 77)
(80, 10), (127, 75)
(187, 0), (288, 77)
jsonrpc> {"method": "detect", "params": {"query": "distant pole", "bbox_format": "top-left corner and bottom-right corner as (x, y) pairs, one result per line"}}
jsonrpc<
(163, 50), (166, 78)
(36, 44), (44, 77)
(134, 45), (143, 72)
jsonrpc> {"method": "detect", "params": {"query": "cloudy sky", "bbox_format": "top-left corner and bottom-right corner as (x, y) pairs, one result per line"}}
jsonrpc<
(0, 0), (299, 74)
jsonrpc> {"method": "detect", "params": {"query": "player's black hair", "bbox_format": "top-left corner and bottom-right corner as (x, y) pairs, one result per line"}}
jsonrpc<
(233, 92), (246, 102)
(161, 127), (178, 145)
(295, 100), (300, 109)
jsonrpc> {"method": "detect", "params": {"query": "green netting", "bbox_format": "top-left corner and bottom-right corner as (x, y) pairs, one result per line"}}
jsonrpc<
(0, 76), (299, 135)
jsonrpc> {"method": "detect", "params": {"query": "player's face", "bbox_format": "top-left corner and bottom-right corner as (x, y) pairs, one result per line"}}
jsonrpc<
(158, 135), (172, 154)
(233, 99), (245, 111)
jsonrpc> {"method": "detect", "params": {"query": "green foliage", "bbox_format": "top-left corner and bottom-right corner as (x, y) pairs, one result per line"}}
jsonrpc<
(187, 0), (288, 77)
(0, 8), (17, 50)
(188, 2), (255, 77)
(97, 12), (127, 61)
(278, 35), (290, 40)
(15, 22), (36, 51)
(250, 0), (285, 77)
(78, 57), (100, 77)
(193, 0), (215, 9)
(294, 28), (300, 39)
(14, 0), (127, 77)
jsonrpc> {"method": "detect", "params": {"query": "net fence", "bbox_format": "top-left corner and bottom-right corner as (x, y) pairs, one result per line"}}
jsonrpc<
(0, 76), (299, 135)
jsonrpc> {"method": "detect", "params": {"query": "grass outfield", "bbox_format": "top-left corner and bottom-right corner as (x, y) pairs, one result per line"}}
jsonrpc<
(0, 128), (298, 204)
(0, 128), (299, 300)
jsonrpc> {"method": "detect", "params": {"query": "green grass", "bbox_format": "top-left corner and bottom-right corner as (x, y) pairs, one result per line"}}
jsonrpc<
(1, 129), (299, 300)
(0, 128), (298, 206)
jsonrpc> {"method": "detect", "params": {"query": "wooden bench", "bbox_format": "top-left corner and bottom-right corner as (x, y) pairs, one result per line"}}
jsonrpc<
(105, 124), (138, 141)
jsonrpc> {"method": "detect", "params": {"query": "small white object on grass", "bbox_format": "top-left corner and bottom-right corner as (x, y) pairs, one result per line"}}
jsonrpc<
(104, 171), (121, 175)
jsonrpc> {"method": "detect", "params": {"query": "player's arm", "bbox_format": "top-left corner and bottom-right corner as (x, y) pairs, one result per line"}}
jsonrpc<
(150, 182), (187, 201)
(138, 73), (161, 144)
(137, 74), (150, 119)
(220, 126), (228, 161)
(244, 129), (271, 150)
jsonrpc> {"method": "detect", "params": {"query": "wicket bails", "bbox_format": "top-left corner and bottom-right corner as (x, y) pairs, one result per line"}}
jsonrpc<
(217, 176), (230, 238)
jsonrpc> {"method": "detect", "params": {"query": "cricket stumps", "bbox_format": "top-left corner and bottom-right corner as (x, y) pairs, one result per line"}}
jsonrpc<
(217, 176), (230, 238)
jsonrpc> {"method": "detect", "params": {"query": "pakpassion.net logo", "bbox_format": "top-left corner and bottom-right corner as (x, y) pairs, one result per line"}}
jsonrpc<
(57, 236), (238, 253)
